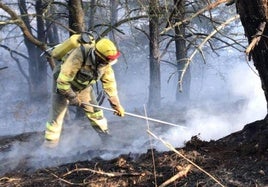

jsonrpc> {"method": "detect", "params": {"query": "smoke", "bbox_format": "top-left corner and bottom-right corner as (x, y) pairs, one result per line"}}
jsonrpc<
(159, 57), (266, 150)
(0, 33), (267, 174)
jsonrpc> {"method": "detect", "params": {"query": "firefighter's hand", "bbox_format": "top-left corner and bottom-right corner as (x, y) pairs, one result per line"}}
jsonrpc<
(108, 96), (125, 117)
(69, 96), (81, 106)
(114, 105), (125, 117)
(58, 88), (81, 106)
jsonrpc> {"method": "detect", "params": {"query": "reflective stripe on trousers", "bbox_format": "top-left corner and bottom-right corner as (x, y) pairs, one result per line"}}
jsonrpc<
(86, 110), (108, 133)
(45, 78), (109, 142)
(45, 121), (62, 141)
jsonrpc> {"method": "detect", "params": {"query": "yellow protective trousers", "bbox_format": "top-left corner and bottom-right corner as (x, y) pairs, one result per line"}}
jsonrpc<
(45, 76), (108, 144)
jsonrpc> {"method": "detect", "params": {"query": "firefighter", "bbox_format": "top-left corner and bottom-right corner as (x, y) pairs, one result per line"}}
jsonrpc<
(44, 37), (125, 147)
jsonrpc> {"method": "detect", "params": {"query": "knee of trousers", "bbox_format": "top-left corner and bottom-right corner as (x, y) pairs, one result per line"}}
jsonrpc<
(45, 121), (62, 141)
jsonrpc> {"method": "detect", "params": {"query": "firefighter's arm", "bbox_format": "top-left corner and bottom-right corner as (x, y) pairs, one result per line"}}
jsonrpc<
(101, 66), (125, 117)
(56, 48), (83, 105)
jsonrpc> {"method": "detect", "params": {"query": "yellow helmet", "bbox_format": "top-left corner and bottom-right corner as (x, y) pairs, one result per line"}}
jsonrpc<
(95, 38), (120, 62)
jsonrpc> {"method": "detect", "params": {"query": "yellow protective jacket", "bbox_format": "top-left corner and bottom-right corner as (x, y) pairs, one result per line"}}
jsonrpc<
(56, 44), (118, 98)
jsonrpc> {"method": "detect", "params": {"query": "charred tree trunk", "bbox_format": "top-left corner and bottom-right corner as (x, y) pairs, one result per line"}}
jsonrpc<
(174, 0), (190, 102)
(236, 0), (268, 115)
(67, 0), (86, 119)
(19, 0), (48, 100)
(35, 0), (48, 99)
(88, 0), (96, 30)
(148, 0), (161, 110)
(109, 0), (119, 41)
(234, 0), (268, 153)
(68, 0), (85, 34)
(45, 5), (59, 46)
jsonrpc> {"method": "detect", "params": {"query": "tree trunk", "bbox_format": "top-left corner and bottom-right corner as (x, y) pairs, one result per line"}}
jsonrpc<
(236, 0), (268, 114)
(18, 0), (48, 100)
(88, 0), (96, 30)
(148, 0), (161, 110)
(109, 0), (119, 41)
(67, 0), (86, 119)
(68, 0), (85, 34)
(174, 0), (190, 102)
(45, 5), (59, 45)
(35, 0), (48, 99)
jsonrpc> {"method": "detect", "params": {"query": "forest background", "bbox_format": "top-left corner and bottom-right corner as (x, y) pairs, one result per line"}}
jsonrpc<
(0, 0), (266, 166)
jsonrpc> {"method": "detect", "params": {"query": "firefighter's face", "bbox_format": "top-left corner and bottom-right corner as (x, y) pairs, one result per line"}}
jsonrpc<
(95, 52), (117, 67)
(96, 55), (109, 68)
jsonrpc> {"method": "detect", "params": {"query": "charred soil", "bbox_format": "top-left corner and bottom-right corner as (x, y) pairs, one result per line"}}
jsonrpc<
(0, 119), (267, 187)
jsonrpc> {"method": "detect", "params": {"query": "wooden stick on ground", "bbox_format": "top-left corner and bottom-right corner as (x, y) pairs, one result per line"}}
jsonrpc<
(159, 164), (192, 187)
(62, 167), (142, 177)
(147, 130), (225, 187)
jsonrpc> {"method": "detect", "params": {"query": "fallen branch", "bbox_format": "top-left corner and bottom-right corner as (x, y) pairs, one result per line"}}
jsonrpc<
(159, 164), (192, 187)
(48, 172), (83, 186)
(147, 130), (225, 187)
(47, 167), (143, 186)
(47, 168), (144, 186)
(62, 167), (143, 177)
(0, 177), (21, 184)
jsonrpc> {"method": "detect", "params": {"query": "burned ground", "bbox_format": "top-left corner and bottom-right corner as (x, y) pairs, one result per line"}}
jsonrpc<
(0, 118), (267, 187)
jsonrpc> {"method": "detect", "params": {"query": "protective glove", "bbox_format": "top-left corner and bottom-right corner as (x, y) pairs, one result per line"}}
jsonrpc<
(58, 88), (81, 106)
(69, 96), (81, 106)
(108, 96), (125, 117)
(114, 105), (125, 117)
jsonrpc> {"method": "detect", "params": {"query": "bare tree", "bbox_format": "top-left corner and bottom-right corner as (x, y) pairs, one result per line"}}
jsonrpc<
(0, 0), (245, 109)
(173, 0), (190, 102)
(88, 0), (96, 30)
(109, 0), (119, 41)
(18, 0), (48, 99)
(68, 0), (85, 34)
(148, 0), (161, 110)
(235, 0), (268, 115)
(0, 1), (59, 98)
(45, 3), (60, 46)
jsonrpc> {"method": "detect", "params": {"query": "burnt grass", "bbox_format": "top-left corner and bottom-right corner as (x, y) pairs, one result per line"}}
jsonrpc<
(0, 119), (267, 187)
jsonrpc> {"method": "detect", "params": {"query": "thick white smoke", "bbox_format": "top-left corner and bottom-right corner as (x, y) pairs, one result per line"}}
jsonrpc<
(0, 27), (267, 174)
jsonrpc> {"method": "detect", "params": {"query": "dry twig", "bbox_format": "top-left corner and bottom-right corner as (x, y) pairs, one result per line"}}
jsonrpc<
(160, 0), (230, 35)
(47, 167), (143, 186)
(144, 105), (158, 187)
(0, 177), (21, 184)
(147, 130), (225, 187)
(159, 164), (192, 187)
(62, 167), (142, 177)
(0, 66), (8, 71)
(48, 172), (83, 186)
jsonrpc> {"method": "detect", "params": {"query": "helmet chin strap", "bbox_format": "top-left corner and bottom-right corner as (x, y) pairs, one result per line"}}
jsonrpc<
(109, 59), (118, 66)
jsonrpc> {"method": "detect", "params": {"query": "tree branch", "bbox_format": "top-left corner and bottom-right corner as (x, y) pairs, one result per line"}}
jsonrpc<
(0, 66), (8, 71)
(0, 2), (56, 69)
(245, 22), (266, 57)
(178, 14), (240, 91)
(160, 0), (230, 35)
